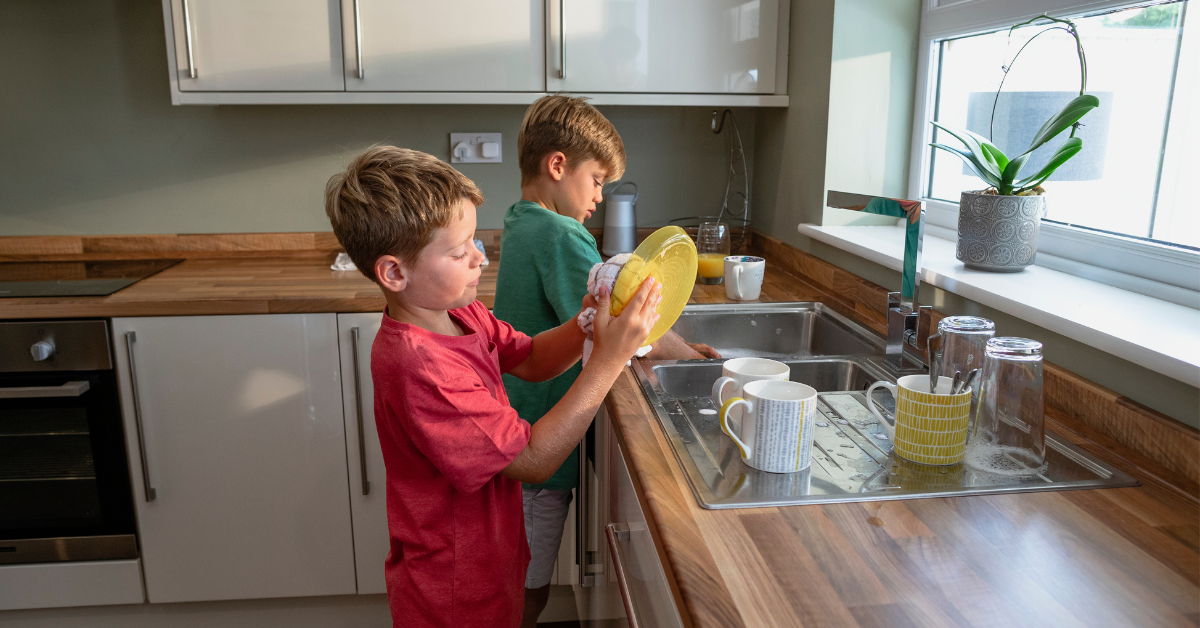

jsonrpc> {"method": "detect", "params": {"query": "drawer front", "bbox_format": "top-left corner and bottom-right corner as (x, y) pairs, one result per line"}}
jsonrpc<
(0, 559), (144, 610)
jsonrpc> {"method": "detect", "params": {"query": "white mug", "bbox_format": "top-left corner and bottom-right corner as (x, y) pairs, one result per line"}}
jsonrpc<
(712, 357), (790, 423)
(718, 379), (817, 473)
(724, 256), (766, 300)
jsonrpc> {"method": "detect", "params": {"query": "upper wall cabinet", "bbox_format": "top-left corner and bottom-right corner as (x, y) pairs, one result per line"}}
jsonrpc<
(343, 1), (544, 92)
(550, 0), (781, 95)
(162, 0), (789, 105)
(167, 0), (345, 92)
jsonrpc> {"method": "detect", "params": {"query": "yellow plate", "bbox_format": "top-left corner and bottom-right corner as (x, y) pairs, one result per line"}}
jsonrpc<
(610, 226), (698, 345)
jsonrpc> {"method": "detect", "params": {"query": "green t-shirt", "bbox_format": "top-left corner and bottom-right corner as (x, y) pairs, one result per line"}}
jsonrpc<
(494, 200), (602, 491)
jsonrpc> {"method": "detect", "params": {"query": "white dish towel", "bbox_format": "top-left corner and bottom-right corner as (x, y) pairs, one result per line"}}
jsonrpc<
(330, 252), (357, 271)
(577, 254), (653, 365)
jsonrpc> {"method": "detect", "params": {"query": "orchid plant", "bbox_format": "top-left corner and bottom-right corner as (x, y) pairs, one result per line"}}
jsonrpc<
(930, 15), (1100, 196)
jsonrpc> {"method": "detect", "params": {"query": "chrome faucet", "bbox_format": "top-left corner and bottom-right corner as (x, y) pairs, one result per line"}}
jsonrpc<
(825, 191), (932, 371)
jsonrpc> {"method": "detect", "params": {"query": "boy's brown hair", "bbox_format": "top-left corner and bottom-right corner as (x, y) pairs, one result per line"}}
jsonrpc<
(517, 94), (626, 186)
(325, 146), (484, 283)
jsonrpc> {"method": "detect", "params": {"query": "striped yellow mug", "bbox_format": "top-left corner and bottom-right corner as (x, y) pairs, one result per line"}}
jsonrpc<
(867, 375), (972, 466)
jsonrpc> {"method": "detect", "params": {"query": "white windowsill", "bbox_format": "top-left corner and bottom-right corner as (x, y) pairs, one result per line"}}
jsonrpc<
(797, 224), (1200, 385)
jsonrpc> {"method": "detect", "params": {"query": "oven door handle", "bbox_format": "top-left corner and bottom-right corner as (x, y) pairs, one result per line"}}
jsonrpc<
(0, 380), (90, 399)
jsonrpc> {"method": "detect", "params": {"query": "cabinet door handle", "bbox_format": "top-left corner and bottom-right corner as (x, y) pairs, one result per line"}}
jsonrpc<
(124, 332), (157, 502)
(558, 0), (565, 79)
(350, 327), (370, 495)
(353, 0), (364, 79)
(181, 0), (197, 79)
(605, 523), (641, 628)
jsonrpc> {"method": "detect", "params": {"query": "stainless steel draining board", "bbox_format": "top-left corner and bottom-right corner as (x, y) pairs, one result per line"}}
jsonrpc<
(631, 358), (1139, 509)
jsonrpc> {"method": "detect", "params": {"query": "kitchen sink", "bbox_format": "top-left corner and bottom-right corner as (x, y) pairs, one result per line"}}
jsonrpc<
(653, 358), (882, 399)
(672, 302), (921, 372)
(634, 303), (1138, 509)
(670, 302), (893, 361)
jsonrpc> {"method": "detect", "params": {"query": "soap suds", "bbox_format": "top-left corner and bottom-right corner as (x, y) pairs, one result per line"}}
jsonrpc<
(964, 443), (1047, 476)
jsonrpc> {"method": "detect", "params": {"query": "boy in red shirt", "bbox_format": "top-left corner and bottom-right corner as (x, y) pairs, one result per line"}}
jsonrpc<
(324, 146), (660, 628)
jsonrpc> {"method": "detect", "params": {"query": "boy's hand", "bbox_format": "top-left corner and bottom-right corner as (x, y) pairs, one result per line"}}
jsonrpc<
(591, 278), (661, 365)
(688, 342), (722, 359)
(578, 293), (599, 317)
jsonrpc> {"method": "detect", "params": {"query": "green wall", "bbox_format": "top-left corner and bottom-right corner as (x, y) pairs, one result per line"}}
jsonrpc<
(0, 0), (754, 235)
(752, 0), (1199, 427)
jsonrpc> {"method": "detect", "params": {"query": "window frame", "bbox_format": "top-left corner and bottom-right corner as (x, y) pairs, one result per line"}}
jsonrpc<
(907, 0), (1199, 304)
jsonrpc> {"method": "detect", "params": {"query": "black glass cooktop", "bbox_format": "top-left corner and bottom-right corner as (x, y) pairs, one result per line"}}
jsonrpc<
(0, 260), (182, 298)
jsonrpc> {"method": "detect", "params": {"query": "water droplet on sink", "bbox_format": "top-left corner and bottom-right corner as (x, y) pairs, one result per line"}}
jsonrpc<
(838, 419), (849, 425)
(848, 473), (866, 479)
(889, 472), (898, 476)
(775, 328), (782, 335)
(816, 422), (829, 427)
(840, 443), (854, 448)
(837, 453), (851, 459)
(699, 408), (716, 415)
(750, 320), (757, 326)
(874, 433), (889, 440)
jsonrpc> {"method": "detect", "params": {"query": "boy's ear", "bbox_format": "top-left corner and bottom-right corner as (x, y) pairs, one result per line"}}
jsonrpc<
(375, 255), (408, 293)
(544, 151), (568, 182)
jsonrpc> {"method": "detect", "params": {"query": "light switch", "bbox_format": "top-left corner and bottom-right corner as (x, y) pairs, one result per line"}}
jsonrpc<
(449, 133), (502, 163)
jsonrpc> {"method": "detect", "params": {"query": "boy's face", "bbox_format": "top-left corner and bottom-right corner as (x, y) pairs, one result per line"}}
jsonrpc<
(557, 159), (608, 224)
(399, 198), (485, 311)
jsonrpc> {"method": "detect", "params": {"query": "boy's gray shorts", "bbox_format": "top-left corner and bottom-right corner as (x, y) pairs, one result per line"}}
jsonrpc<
(522, 486), (574, 589)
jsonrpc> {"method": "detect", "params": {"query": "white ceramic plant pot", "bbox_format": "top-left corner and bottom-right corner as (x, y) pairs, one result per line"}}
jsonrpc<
(955, 190), (1046, 272)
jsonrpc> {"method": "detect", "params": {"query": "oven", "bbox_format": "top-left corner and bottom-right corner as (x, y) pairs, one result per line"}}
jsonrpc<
(0, 320), (138, 565)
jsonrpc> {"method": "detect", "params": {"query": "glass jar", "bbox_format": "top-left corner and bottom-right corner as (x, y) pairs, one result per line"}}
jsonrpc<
(936, 316), (995, 379)
(967, 337), (1046, 475)
(695, 222), (730, 285)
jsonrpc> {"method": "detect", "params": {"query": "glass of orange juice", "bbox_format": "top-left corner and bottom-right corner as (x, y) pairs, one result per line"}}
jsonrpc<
(696, 222), (730, 284)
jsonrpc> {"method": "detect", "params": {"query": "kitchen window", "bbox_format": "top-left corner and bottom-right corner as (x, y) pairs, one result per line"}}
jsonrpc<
(910, 0), (1198, 303)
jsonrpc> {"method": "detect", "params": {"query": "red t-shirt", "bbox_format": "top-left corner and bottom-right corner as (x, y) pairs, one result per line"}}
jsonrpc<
(371, 301), (535, 627)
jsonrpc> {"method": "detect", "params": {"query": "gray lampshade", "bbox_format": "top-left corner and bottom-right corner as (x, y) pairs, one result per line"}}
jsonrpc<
(961, 91), (1113, 182)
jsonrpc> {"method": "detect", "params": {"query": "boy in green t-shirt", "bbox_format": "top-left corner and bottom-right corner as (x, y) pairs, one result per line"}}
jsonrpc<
(494, 95), (719, 627)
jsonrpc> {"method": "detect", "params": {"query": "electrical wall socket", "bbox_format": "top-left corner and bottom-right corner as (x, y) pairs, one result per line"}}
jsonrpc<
(449, 133), (502, 163)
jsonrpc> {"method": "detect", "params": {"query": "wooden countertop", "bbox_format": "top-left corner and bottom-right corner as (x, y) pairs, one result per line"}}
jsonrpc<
(608, 273), (1200, 628)
(0, 251), (808, 320)
(609, 371), (1199, 627)
(0, 256), (481, 319)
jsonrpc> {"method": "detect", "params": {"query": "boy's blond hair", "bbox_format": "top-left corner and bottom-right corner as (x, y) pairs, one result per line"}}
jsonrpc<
(517, 95), (626, 186)
(325, 146), (484, 283)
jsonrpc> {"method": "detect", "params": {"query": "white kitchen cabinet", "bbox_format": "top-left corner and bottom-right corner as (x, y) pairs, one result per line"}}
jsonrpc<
(575, 405), (683, 627)
(162, 0), (788, 105)
(342, 0), (544, 92)
(336, 313), (390, 595)
(549, 0), (787, 95)
(111, 314), (357, 603)
(164, 0), (345, 92)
